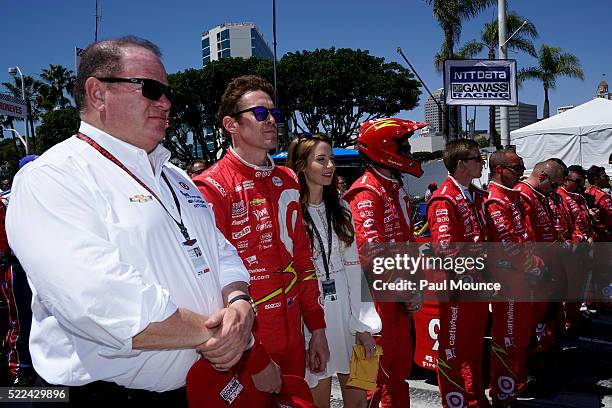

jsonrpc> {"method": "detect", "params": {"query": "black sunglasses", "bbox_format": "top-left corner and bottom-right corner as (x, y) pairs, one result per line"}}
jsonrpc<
(500, 164), (526, 173)
(566, 177), (584, 185)
(95, 77), (175, 102)
(464, 155), (485, 163)
(543, 173), (560, 189)
(230, 106), (282, 122)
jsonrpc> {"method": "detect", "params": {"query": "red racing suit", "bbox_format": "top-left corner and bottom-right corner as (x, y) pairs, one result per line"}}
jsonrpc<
(195, 148), (325, 376)
(515, 181), (556, 243)
(548, 191), (574, 243)
(557, 187), (595, 242)
(585, 186), (612, 241)
(585, 186), (612, 307)
(485, 181), (540, 405)
(344, 166), (414, 408)
(548, 190), (583, 328)
(427, 176), (489, 408)
(515, 181), (558, 351)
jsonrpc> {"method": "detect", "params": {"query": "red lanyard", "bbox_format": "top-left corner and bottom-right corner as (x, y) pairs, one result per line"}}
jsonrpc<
(76, 133), (194, 244)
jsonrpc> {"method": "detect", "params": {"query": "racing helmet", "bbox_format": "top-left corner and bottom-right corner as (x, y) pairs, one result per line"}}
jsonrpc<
(357, 118), (427, 177)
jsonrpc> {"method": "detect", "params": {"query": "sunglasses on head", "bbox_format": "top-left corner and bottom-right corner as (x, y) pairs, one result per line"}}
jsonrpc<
(230, 106), (282, 122)
(96, 77), (175, 102)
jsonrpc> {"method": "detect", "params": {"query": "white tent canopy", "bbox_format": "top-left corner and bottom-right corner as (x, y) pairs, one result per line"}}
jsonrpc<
(511, 98), (612, 174)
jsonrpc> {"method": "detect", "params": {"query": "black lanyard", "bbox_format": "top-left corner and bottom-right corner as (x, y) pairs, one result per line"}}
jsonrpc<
(311, 208), (333, 281)
(76, 133), (194, 245)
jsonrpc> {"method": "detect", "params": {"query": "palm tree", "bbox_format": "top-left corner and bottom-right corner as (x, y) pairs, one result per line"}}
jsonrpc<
(424, 0), (496, 141)
(38, 64), (75, 110)
(469, 12), (538, 146)
(518, 45), (584, 118)
(433, 42), (484, 73)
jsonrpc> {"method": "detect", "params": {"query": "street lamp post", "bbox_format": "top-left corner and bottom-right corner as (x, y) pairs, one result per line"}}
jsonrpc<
(8, 66), (29, 154)
(1, 127), (28, 155)
(498, 0), (510, 148)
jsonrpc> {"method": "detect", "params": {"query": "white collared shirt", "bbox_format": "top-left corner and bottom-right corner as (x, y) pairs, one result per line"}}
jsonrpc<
(6, 122), (249, 391)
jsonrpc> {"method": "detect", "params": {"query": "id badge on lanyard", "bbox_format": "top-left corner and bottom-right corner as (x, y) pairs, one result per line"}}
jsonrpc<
(75, 133), (210, 278)
(312, 209), (336, 302)
(322, 278), (337, 302)
(182, 240), (210, 276)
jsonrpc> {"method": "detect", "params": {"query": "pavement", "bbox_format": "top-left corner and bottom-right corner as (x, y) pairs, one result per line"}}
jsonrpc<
(329, 310), (612, 407)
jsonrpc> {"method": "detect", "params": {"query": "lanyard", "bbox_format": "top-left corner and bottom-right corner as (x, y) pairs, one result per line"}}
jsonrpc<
(76, 133), (194, 245)
(311, 208), (333, 281)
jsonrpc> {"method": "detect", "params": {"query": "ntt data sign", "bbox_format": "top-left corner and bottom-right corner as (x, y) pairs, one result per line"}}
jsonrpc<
(0, 93), (26, 118)
(443, 59), (517, 106)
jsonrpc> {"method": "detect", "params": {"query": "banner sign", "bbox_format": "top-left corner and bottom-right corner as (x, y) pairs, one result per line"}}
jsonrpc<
(444, 59), (517, 106)
(0, 93), (26, 119)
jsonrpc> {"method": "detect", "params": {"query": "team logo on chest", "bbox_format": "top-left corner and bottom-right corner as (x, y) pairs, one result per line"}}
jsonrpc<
(129, 194), (152, 203)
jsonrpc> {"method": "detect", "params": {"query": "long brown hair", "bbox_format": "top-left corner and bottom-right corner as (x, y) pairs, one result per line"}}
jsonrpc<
(286, 134), (355, 247)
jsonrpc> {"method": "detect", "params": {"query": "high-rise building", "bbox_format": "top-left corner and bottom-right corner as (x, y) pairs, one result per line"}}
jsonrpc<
(423, 88), (461, 136)
(495, 102), (537, 132)
(201, 22), (274, 67)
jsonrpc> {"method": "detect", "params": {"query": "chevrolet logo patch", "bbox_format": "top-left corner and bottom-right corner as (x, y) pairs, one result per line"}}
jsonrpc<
(129, 194), (153, 203)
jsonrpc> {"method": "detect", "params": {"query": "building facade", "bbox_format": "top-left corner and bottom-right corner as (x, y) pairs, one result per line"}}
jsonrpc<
(595, 80), (612, 100)
(495, 102), (537, 133)
(423, 88), (461, 136)
(201, 22), (274, 67)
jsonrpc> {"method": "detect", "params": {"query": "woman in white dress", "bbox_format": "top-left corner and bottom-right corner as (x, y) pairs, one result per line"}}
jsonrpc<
(287, 134), (382, 408)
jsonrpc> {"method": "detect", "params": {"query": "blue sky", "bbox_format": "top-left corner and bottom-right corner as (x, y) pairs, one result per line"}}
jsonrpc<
(1, 0), (610, 131)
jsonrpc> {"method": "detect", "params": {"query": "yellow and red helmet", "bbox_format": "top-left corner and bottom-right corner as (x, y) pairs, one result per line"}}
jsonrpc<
(357, 118), (427, 177)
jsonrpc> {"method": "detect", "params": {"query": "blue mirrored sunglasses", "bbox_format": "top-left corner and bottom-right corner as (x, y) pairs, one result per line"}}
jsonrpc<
(230, 106), (282, 122)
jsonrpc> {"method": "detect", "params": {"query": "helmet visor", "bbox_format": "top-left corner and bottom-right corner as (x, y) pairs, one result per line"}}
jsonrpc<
(397, 133), (415, 158)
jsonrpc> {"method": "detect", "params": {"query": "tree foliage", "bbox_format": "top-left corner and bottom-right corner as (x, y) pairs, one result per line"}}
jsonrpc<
(165, 57), (272, 164)
(279, 48), (421, 147)
(518, 44), (584, 118)
(35, 107), (80, 153)
(424, 0), (496, 141)
(36, 64), (75, 111)
(163, 49), (418, 160)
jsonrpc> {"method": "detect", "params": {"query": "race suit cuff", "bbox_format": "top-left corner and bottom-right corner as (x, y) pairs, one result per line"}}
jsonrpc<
(303, 310), (326, 332)
(244, 338), (272, 375)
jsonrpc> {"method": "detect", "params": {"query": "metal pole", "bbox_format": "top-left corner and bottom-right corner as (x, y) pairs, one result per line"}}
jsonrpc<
(2, 128), (27, 154)
(14, 67), (29, 155)
(95, 0), (99, 42)
(498, 0), (509, 148)
(272, 0), (278, 106)
(396, 47), (459, 134)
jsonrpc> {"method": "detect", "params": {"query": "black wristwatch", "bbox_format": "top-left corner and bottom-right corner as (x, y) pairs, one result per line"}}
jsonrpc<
(228, 294), (258, 316)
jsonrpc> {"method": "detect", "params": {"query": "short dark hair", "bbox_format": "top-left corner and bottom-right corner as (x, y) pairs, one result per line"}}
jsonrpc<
(533, 159), (564, 180)
(442, 139), (480, 174)
(549, 158), (568, 177)
(488, 149), (516, 171)
(586, 165), (605, 184)
(74, 36), (162, 112)
(567, 164), (586, 178)
(218, 75), (275, 138)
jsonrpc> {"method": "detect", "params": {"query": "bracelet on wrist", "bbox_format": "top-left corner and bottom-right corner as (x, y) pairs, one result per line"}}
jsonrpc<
(228, 294), (258, 316)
